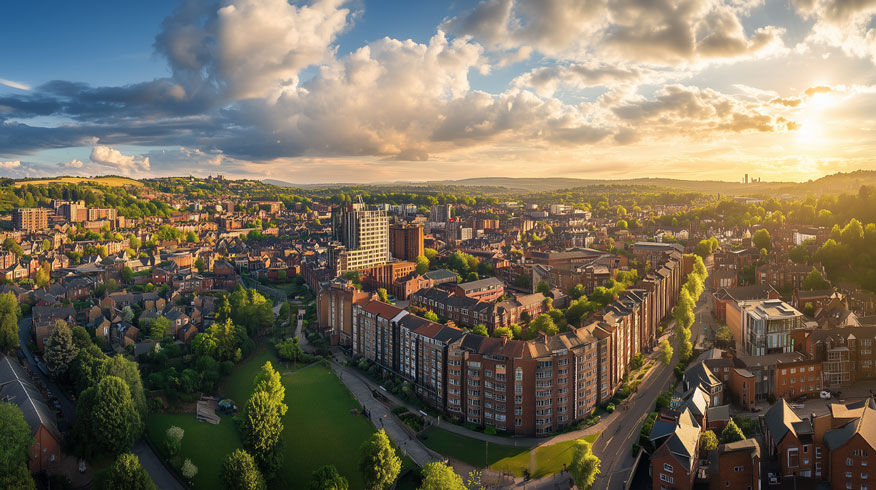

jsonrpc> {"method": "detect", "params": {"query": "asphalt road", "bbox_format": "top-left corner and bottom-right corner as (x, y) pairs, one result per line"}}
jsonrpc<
(590, 277), (713, 490)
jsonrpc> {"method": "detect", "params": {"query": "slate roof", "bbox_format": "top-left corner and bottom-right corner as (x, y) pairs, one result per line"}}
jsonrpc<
(0, 355), (61, 441)
(825, 398), (876, 451)
(764, 399), (802, 446)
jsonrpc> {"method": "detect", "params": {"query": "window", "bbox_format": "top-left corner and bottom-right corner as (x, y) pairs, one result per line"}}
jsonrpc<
(663, 463), (673, 473)
(660, 474), (674, 484)
(789, 448), (799, 467)
(848, 458), (854, 466)
(734, 466), (744, 472)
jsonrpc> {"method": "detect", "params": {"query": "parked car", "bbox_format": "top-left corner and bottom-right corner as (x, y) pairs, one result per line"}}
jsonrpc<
(820, 390), (832, 399)
(791, 403), (805, 409)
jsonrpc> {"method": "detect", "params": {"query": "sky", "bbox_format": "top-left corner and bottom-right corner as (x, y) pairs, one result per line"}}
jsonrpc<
(2, 0), (876, 184)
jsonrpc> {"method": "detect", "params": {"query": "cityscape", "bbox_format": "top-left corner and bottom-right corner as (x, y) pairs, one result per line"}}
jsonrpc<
(3, 1), (876, 490)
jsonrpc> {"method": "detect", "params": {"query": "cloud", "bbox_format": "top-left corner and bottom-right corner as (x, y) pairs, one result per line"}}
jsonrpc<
(0, 160), (21, 169)
(0, 78), (30, 91)
(513, 62), (657, 97)
(58, 159), (84, 169)
(154, 0), (353, 100)
(444, 0), (787, 65)
(793, 0), (876, 63)
(804, 85), (833, 97)
(88, 146), (151, 175)
(771, 97), (802, 107)
(611, 84), (797, 139)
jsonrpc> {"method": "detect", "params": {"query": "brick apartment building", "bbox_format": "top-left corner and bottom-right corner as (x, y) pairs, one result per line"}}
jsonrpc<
(12, 207), (49, 232)
(343, 251), (687, 436)
(389, 223), (424, 261)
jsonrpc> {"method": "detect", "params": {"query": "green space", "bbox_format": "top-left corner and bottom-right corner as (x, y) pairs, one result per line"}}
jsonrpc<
(531, 433), (600, 478)
(146, 413), (242, 490)
(420, 427), (600, 478)
(420, 426), (530, 471)
(151, 348), (414, 490)
(278, 364), (377, 488)
(217, 344), (282, 405)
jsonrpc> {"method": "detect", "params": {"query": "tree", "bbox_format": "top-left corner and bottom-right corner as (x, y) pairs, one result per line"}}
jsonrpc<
(308, 465), (349, 490)
(149, 316), (171, 341)
(569, 284), (587, 300)
(720, 419), (745, 444)
(0, 293), (18, 353)
(659, 339), (673, 365)
(75, 376), (142, 455)
(715, 326), (734, 349)
(121, 266), (134, 284)
(569, 439), (601, 490)
(802, 267), (830, 290)
(536, 280), (551, 296)
(492, 326), (514, 339)
(181, 459), (198, 480)
(423, 311), (439, 322)
(165, 426), (184, 456)
(359, 429), (401, 490)
(418, 461), (465, 490)
(41, 239), (52, 252)
(122, 305), (135, 324)
(471, 324), (488, 336)
(104, 354), (148, 419)
(97, 453), (156, 490)
(45, 321), (79, 379)
(3, 238), (22, 258)
(221, 449), (266, 490)
(242, 391), (284, 478)
(0, 463), (35, 490)
(377, 288), (389, 303)
(694, 239), (712, 258)
(253, 361), (287, 416)
(194, 257), (206, 273)
(0, 402), (32, 478)
(71, 326), (92, 349)
(34, 262), (51, 288)
(415, 255), (429, 275)
(752, 229), (771, 251)
(277, 337), (303, 365)
(526, 314), (558, 339)
(700, 430), (719, 452)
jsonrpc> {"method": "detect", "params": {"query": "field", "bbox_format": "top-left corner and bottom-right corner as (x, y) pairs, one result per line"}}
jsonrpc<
(277, 364), (378, 489)
(15, 176), (142, 187)
(146, 413), (242, 489)
(419, 427), (600, 478)
(420, 427), (529, 472)
(150, 346), (413, 489)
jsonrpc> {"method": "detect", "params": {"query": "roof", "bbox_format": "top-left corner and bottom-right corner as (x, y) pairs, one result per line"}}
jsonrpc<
(0, 355), (61, 441)
(456, 277), (504, 291)
(720, 438), (760, 457)
(825, 398), (876, 451)
(706, 405), (730, 422)
(763, 399), (802, 447)
(423, 269), (458, 282)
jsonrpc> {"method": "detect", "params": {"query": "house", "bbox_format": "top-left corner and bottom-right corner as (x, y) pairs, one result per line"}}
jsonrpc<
(0, 356), (62, 473)
(32, 306), (76, 352)
(650, 407), (702, 490)
(764, 399), (817, 478)
(683, 361), (723, 406)
(708, 438), (760, 490)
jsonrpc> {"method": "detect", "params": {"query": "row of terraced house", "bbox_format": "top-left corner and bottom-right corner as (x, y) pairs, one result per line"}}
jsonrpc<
(324, 250), (692, 436)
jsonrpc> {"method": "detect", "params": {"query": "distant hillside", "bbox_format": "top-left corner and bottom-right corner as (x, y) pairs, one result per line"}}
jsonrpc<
(15, 176), (143, 187)
(267, 170), (876, 198)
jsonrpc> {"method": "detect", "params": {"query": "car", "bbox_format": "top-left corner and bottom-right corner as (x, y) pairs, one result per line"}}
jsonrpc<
(791, 403), (805, 409)
(820, 390), (832, 399)
(768, 472), (780, 485)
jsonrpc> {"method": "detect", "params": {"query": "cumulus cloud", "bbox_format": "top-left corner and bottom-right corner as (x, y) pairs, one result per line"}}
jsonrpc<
(444, 0), (787, 65)
(513, 62), (659, 97)
(611, 84), (798, 139)
(793, 0), (876, 63)
(0, 160), (21, 169)
(88, 146), (151, 175)
(155, 0), (352, 100)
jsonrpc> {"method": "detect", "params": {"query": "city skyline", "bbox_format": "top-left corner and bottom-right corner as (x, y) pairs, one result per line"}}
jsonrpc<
(2, 0), (876, 183)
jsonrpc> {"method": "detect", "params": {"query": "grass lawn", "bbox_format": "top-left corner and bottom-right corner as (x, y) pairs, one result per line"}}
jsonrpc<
(531, 433), (601, 478)
(277, 364), (378, 489)
(146, 413), (242, 489)
(420, 427), (529, 470)
(217, 344), (283, 405)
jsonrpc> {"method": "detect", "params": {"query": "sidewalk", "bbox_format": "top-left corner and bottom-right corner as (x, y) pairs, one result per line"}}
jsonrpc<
(329, 360), (437, 467)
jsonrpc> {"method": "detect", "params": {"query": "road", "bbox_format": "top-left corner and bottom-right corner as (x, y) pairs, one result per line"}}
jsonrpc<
(590, 272), (713, 490)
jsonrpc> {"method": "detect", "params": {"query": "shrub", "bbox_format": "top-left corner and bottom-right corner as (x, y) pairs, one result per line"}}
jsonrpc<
(484, 426), (497, 436)
(606, 403), (616, 413)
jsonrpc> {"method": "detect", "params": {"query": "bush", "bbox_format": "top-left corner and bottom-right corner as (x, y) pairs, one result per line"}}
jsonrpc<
(391, 406), (407, 415)
(656, 392), (672, 411)
(631, 443), (640, 458)
(484, 426), (497, 436)
(606, 403), (616, 413)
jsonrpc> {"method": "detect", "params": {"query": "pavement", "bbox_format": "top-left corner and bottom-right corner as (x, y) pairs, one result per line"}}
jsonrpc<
(328, 359), (437, 467)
